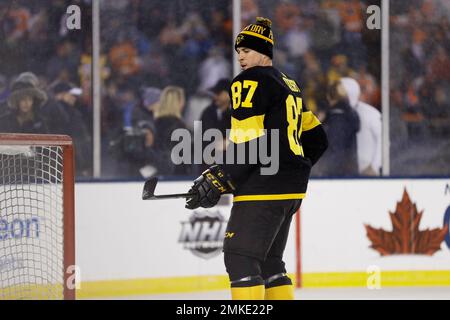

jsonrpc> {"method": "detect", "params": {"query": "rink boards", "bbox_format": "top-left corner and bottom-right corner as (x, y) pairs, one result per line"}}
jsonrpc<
(73, 178), (450, 298)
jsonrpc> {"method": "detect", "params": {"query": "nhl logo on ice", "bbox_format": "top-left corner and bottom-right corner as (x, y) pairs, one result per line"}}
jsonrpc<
(178, 210), (227, 259)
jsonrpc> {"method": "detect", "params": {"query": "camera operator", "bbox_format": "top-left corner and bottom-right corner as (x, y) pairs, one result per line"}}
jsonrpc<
(51, 81), (93, 177)
(108, 84), (162, 178)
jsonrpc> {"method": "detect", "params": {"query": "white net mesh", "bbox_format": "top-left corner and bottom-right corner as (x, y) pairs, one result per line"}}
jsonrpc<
(0, 145), (64, 299)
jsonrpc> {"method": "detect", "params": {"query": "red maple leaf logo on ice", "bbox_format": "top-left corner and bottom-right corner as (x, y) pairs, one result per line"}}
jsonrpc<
(365, 188), (448, 256)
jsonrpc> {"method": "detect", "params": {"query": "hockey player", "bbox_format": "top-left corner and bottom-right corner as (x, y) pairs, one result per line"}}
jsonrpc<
(185, 17), (328, 300)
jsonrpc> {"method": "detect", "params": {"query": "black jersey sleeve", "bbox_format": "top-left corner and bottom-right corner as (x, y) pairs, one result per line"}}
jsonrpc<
(300, 103), (328, 166)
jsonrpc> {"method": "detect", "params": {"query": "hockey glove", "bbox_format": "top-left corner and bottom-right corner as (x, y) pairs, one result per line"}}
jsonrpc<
(185, 165), (235, 210)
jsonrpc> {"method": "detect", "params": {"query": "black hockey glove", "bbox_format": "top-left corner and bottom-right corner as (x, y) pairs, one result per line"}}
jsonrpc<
(185, 165), (235, 210)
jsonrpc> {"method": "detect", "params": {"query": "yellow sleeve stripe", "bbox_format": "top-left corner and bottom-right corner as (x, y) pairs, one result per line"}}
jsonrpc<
(302, 111), (321, 132)
(240, 31), (274, 44)
(229, 115), (265, 144)
(233, 193), (306, 202)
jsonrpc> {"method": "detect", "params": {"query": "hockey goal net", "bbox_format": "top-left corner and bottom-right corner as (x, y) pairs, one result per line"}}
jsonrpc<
(0, 134), (75, 300)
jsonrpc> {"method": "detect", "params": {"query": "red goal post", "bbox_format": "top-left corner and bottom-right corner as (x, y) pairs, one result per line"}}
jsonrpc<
(0, 134), (75, 300)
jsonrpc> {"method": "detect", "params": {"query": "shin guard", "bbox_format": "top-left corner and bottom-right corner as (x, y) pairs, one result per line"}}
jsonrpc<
(264, 273), (294, 300)
(231, 285), (265, 300)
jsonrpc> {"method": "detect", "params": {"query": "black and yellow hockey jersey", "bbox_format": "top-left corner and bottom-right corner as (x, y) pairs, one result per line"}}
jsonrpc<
(222, 66), (328, 202)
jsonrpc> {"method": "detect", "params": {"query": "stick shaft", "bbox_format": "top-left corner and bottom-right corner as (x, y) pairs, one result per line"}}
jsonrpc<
(144, 193), (193, 200)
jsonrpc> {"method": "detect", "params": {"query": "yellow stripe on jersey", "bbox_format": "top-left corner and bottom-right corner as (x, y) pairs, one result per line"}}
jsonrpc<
(240, 31), (274, 44)
(233, 193), (306, 202)
(229, 115), (265, 144)
(301, 111), (321, 132)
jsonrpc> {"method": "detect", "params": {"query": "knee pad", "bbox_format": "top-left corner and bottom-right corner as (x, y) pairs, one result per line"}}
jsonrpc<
(264, 273), (292, 288)
(224, 252), (263, 287)
(261, 257), (286, 279)
(261, 257), (291, 288)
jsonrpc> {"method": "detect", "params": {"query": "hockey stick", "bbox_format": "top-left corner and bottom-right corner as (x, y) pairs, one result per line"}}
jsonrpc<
(142, 177), (194, 200)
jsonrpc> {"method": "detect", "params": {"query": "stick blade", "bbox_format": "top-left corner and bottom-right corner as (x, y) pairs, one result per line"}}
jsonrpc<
(142, 177), (158, 200)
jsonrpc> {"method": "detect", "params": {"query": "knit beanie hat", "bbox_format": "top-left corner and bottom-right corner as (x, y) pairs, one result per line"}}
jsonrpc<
(235, 17), (274, 59)
(7, 75), (48, 109)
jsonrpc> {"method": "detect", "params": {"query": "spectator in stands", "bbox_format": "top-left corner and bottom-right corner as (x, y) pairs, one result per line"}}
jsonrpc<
(15, 73), (71, 136)
(337, 0), (366, 67)
(1, 0), (447, 178)
(109, 32), (141, 77)
(429, 46), (450, 83)
(274, 1), (300, 33)
(0, 75), (49, 134)
(122, 86), (162, 177)
(355, 64), (380, 109)
(198, 46), (231, 93)
(241, 0), (259, 26)
(133, 87), (161, 125)
(327, 54), (356, 84)
(198, 78), (231, 173)
(51, 81), (92, 176)
(5, 2), (30, 43)
(281, 15), (311, 62)
(402, 81), (427, 138)
(318, 81), (360, 176)
(341, 77), (382, 176)
(116, 82), (140, 130)
(46, 39), (81, 83)
(182, 92), (214, 131)
(310, 10), (341, 69)
(420, 81), (450, 137)
(78, 39), (111, 107)
(103, 83), (158, 179)
(301, 52), (327, 115)
(152, 86), (190, 176)
(200, 79), (231, 138)
(138, 43), (170, 88)
(389, 87), (409, 146)
(0, 74), (9, 117)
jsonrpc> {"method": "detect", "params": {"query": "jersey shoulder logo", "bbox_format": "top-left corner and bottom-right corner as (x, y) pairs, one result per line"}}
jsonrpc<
(282, 76), (300, 93)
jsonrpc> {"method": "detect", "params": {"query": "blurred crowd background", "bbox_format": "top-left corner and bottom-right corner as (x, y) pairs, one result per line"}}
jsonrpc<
(0, 0), (449, 179)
